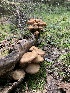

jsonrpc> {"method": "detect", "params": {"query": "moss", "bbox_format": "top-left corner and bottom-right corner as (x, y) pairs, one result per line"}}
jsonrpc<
(0, 49), (9, 58)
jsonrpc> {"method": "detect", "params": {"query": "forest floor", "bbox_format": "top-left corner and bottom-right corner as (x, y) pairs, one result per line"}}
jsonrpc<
(12, 4), (70, 93)
(0, 3), (70, 93)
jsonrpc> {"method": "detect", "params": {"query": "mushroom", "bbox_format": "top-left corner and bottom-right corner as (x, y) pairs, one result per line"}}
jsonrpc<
(12, 70), (25, 80)
(30, 18), (35, 22)
(42, 22), (46, 26)
(29, 46), (38, 50)
(20, 50), (37, 64)
(33, 25), (38, 30)
(33, 22), (38, 25)
(35, 19), (42, 23)
(29, 46), (45, 56)
(25, 63), (40, 74)
(38, 21), (46, 26)
(27, 19), (35, 25)
(38, 26), (43, 30)
(32, 55), (44, 63)
(34, 31), (39, 38)
(28, 25), (34, 30)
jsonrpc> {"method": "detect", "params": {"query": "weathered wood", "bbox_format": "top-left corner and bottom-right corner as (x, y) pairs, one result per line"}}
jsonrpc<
(0, 38), (35, 76)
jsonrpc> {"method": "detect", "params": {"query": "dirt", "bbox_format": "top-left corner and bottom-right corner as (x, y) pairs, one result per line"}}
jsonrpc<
(44, 44), (70, 81)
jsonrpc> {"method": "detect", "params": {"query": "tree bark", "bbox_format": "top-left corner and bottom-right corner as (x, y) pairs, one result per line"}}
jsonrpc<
(0, 39), (35, 76)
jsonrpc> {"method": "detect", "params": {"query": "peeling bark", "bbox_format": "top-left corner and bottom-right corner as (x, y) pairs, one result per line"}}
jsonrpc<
(0, 39), (35, 76)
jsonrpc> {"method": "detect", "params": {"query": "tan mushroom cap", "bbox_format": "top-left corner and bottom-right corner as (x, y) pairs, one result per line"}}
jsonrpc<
(38, 21), (46, 26)
(20, 50), (37, 64)
(27, 19), (35, 25)
(29, 46), (38, 50)
(25, 63), (40, 74)
(12, 70), (25, 80)
(32, 55), (44, 63)
(28, 25), (34, 30)
(35, 19), (42, 23)
(29, 46), (45, 56)
(33, 22), (38, 25)
(42, 22), (46, 26)
(30, 18), (35, 21)
(38, 26), (43, 30)
(33, 25), (38, 30)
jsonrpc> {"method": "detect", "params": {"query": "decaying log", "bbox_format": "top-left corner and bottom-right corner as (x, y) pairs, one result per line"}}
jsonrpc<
(0, 38), (35, 76)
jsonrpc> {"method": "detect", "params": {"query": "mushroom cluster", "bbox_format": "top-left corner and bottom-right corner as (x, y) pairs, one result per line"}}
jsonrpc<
(27, 19), (46, 38)
(20, 46), (45, 74)
(11, 46), (45, 80)
(11, 19), (46, 81)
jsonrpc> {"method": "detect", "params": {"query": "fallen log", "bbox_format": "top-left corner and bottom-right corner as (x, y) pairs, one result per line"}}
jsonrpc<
(0, 38), (35, 76)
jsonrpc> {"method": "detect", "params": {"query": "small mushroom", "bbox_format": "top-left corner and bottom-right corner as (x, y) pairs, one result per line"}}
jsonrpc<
(35, 19), (42, 23)
(29, 46), (38, 50)
(33, 22), (38, 25)
(25, 63), (40, 74)
(30, 18), (35, 21)
(38, 21), (46, 26)
(33, 25), (38, 30)
(32, 55), (44, 63)
(34, 31), (39, 38)
(20, 50), (37, 64)
(28, 25), (34, 30)
(12, 70), (25, 80)
(38, 26), (43, 30)
(29, 46), (45, 56)
(27, 19), (35, 25)
(42, 22), (46, 26)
